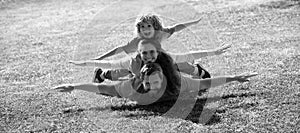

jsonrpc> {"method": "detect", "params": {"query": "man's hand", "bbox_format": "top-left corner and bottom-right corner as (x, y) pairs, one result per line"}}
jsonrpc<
(54, 84), (75, 93)
(234, 72), (258, 82)
(69, 60), (87, 66)
(214, 44), (231, 55)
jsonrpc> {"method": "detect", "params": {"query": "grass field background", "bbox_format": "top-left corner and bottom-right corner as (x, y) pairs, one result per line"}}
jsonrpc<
(1, 0), (299, 132)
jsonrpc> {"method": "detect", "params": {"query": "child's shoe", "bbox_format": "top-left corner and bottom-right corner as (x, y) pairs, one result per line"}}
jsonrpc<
(93, 68), (104, 83)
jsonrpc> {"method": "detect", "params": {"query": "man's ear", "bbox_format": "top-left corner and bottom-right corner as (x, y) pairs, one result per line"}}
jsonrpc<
(159, 72), (164, 80)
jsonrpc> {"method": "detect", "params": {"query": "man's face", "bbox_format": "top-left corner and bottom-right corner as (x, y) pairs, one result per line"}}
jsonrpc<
(138, 43), (158, 63)
(139, 22), (155, 39)
(142, 72), (163, 91)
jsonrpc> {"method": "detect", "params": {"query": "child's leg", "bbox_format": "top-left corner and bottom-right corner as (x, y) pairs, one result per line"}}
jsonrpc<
(107, 69), (133, 80)
(93, 68), (132, 83)
(176, 62), (211, 79)
(176, 62), (194, 74)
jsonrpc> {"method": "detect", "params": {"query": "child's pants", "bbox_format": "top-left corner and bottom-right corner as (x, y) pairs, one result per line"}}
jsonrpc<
(102, 62), (200, 80)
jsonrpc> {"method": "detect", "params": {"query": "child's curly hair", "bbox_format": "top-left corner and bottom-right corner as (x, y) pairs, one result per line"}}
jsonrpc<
(135, 13), (163, 33)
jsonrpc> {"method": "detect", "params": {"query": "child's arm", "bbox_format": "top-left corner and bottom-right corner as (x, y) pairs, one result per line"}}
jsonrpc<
(69, 60), (113, 68)
(170, 44), (231, 63)
(69, 57), (131, 69)
(188, 43), (231, 58)
(170, 18), (202, 32)
(93, 47), (124, 60)
(161, 18), (202, 40)
(93, 37), (140, 60)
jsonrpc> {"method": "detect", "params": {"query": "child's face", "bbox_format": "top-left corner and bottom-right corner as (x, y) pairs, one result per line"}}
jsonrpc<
(138, 42), (158, 64)
(139, 22), (155, 39)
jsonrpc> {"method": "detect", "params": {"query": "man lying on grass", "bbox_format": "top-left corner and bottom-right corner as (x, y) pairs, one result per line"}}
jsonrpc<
(54, 62), (257, 105)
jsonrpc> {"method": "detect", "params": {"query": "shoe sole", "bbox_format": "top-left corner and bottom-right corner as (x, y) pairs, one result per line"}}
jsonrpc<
(196, 64), (211, 79)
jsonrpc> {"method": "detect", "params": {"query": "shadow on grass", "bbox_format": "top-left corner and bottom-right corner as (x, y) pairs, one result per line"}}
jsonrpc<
(62, 91), (259, 124)
(110, 91), (259, 124)
(62, 106), (113, 114)
(111, 98), (212, 124)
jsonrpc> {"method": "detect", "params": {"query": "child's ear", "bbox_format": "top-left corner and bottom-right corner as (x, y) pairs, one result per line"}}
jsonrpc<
(136, 25), (140, 33)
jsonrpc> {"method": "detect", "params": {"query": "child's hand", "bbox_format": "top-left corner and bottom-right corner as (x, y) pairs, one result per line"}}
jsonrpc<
(215, 44), (231, 55)
(195, 18), (202, 23)
(69, 60), (87, 66)
(233, 72), (258, 82)
(53, 84), (74, 93)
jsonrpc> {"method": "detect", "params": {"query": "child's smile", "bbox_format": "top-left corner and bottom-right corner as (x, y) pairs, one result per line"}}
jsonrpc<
(139, 22), (155, 39)
(138, 42), (158, 64)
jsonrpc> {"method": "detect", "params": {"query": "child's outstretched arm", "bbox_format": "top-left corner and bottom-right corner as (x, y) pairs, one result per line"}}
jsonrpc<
(69, 58), (131, 69)
(189, 43), (231, 58)
(92, 46), (124, 60)
(170, 44), (231, 63)
(171, 18), (202, 32)
(93, 37), (140, 60)
(69, 60), (114, 68)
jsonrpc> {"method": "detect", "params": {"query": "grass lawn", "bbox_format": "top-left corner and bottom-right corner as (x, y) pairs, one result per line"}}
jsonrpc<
(1, 0), (299, 132)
